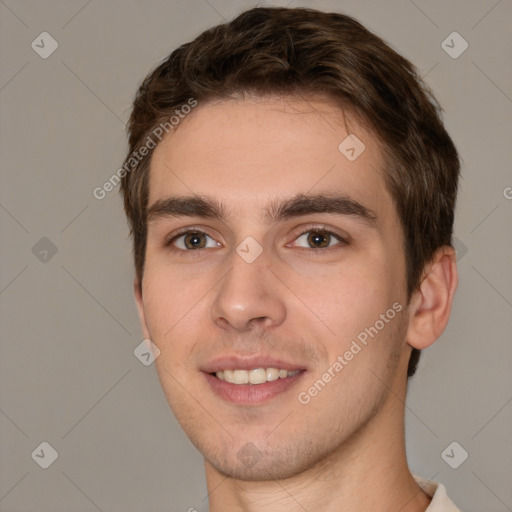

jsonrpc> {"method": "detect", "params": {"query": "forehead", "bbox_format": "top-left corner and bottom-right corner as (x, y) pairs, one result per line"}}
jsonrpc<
(147, 95), (391, 219)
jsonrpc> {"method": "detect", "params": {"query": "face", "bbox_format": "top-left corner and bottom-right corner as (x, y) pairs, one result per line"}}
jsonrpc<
(135, 95), (411, 480)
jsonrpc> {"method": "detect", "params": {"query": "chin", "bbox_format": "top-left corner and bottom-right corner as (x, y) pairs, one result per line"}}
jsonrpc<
(201, 435), (338, 483)
(206, 451), (310, 482)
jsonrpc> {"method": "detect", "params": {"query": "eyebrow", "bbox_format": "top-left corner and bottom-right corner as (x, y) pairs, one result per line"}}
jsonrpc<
(147, 192), (377, 226)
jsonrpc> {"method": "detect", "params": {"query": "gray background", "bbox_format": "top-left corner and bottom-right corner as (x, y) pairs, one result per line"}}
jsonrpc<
(1, 0), (511, 511)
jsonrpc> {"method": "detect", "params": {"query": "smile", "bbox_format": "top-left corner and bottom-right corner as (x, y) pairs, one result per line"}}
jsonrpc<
(215, 368), (300, 385)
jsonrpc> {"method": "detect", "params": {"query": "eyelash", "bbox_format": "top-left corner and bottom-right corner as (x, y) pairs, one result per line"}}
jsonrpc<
(165, 225), (349, 255)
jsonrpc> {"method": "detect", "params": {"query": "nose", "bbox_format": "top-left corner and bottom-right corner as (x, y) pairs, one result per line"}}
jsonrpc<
(210, 248), (287, 332)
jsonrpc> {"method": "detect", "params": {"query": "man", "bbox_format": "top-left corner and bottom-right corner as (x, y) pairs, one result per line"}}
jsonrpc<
(120, 7), (461, 511)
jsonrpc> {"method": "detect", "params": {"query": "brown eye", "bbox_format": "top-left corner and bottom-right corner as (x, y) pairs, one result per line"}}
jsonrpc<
(294, 229), (342, 249)
(183, 232), (207, 249)
(170, 231), (219, 251)
(307, 231), (332, 248)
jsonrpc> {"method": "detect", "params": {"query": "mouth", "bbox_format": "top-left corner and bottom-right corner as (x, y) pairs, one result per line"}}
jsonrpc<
(202, 358), (307, 405)
(214, 368), (300, 385)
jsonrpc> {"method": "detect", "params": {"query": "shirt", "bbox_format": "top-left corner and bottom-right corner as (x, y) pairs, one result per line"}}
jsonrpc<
(413, 475), (461, 511)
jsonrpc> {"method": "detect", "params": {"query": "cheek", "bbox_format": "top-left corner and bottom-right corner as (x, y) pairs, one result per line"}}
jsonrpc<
(141, 266), (206, 375)
(292, 252), (407, 394)
(294, 256), (402, 339)
(297, 299), (407, 419)
(142, 261), (204, 332)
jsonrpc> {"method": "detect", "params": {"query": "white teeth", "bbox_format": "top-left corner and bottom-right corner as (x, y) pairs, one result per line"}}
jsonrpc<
(249, 368), (267, 384)
(233, 369), (249, 384)
(266, 368), (279, 381)
(214, 367), (300, 384)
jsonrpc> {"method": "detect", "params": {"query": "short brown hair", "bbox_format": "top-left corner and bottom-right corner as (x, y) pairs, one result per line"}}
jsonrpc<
(120, 7), (460, 378)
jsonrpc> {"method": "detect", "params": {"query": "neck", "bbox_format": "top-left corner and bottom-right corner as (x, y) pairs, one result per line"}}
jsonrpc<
(205, 361), (431, 512)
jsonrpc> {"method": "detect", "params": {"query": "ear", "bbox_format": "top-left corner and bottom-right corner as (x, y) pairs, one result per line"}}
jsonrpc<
(134, 278), (151, 340)
(406, 245), (458, 350)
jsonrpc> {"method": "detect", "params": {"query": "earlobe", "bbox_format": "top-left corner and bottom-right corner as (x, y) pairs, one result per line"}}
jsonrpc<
(134, 278), (151, 339)
(406, 246), (458, 350)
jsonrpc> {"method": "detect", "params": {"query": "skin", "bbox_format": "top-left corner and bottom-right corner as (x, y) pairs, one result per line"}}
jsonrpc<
(134, 94), (458, 512)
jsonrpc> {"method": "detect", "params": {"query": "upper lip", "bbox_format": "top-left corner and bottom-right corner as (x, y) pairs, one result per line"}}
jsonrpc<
(201, 355), (307, 373)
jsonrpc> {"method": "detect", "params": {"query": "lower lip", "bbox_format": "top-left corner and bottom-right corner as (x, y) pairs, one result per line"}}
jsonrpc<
(203, 372), (305, 405)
